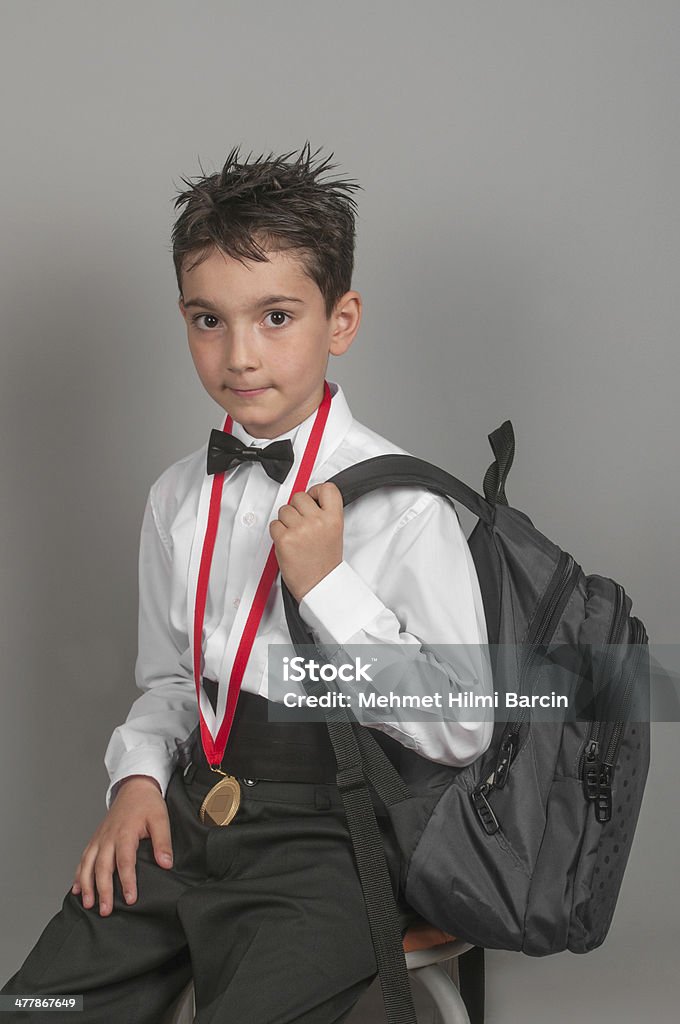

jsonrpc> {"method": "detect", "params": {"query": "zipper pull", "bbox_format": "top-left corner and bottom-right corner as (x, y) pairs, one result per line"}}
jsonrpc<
(595, 763), (612, 823)
(493, 731), (519, 790)
(582, 739), (601, 801)
(471, 782), (500, 835)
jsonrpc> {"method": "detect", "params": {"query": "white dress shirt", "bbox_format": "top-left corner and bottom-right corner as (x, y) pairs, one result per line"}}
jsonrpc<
(103, 381), (493, 808)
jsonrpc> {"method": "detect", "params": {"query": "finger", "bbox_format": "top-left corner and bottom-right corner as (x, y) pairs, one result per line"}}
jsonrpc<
(269, 519), (284, 542)
(274, 504), (302, 527)
(115, 839), (140, 905)
(76, 847), (97, 909)
(148, 814), (174, 870)
(307, 482), (343, 511)
(287, 490), (321, 512)
(93, 846), (116, 917)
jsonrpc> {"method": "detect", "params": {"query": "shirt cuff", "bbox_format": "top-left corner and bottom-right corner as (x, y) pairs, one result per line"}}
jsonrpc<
(298, 560), (387, 645)
(105, 750), (176, 810)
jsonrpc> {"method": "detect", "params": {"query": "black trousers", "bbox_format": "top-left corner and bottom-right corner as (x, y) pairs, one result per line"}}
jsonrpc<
(1, 698), (418, 1023)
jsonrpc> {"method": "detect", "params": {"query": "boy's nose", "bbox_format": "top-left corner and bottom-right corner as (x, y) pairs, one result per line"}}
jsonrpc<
(226, 329), (260, 372)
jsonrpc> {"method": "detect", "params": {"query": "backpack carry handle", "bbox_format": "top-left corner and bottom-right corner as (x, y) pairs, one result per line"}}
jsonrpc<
(482, 420), (514, 506)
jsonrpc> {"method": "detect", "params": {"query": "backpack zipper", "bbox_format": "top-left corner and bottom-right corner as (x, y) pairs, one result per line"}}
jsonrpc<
(602, 616), (647, 765)
(581, 615), (647, 823)
(578, 581), (626, 801)
(578, 584), (646, 822)
(471, 551), (580, 833)
(492, 551), (579, 790)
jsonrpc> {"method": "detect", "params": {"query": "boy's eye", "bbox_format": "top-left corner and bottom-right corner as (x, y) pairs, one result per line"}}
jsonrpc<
(264, 310), (291, 327)
(191, 311), (291, 329)
(193, 314), (220, 330)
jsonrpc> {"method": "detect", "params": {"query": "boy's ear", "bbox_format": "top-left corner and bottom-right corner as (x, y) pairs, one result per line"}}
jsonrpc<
(178, 297), (187, 320)
(329, 290), (362, 356)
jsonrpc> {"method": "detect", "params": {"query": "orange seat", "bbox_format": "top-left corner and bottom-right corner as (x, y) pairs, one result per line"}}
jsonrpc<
(402, 919), (457, 953)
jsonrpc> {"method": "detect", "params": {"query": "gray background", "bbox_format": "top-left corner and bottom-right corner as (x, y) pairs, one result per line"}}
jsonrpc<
(1, 1), (678, 1021)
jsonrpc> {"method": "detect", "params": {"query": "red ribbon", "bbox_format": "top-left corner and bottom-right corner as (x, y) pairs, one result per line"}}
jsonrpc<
(193, 381), (332, 768)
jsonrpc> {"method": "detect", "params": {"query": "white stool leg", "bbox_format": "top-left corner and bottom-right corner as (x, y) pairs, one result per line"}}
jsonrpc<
(160, 980), (194, 1024)
(409, 962), (472, 1024)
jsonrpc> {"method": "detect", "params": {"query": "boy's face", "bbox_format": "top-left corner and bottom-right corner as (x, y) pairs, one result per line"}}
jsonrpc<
(178, 245), (361, 438)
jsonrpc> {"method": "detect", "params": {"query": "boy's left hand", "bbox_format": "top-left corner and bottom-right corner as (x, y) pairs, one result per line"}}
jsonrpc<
(270, 482), (344, 603)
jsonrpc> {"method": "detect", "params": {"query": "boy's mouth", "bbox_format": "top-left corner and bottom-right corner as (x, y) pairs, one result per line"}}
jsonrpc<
(229, 386), (271, 397)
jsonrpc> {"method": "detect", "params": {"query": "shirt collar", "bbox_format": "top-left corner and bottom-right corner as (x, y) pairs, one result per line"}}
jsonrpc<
(225, 380), (353, 471)
(230, 418), (302, 449)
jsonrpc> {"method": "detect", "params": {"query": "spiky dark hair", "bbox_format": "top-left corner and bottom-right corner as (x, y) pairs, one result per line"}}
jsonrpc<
(171, 142), (362, 318)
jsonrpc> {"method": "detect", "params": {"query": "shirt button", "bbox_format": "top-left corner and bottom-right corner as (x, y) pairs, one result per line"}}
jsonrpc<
(242, 512), (256, 527)
(232, 597), (240, 609)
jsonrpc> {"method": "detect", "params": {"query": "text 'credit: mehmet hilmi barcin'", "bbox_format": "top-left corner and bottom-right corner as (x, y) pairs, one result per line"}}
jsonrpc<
(280, 656), (569, 709)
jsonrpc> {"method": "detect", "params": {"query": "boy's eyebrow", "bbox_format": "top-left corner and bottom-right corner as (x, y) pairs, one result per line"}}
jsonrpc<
(182, 294), (306, 310)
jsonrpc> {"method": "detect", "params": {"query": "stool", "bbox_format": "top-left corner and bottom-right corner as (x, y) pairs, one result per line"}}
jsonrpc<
(161, 921), (477, 1024)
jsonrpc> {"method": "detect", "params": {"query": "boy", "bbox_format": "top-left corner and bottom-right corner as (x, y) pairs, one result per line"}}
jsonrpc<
(1, 143), (492, 1022)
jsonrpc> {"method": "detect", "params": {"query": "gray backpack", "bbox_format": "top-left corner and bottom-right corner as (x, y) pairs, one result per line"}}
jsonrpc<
(281, 421), (650, 1024)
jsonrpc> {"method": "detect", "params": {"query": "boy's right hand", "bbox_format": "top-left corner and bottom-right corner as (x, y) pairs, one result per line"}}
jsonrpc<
(70, 775), (174, 917)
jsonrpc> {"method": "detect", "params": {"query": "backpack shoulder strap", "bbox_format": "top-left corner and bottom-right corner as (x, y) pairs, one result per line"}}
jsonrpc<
(325, 453), (494, 523)
(279, 432), (508, 1024)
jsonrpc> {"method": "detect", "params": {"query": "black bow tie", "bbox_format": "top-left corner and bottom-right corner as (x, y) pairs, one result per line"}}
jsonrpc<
(206, 430), (295, 484)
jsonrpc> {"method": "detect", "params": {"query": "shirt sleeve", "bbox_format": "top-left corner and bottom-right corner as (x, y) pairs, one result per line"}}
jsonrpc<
(298, 493), (493, 766)
(103, 489), (198, 809)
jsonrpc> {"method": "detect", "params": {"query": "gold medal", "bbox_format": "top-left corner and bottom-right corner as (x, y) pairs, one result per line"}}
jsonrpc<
(199, 769), (241, 826)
